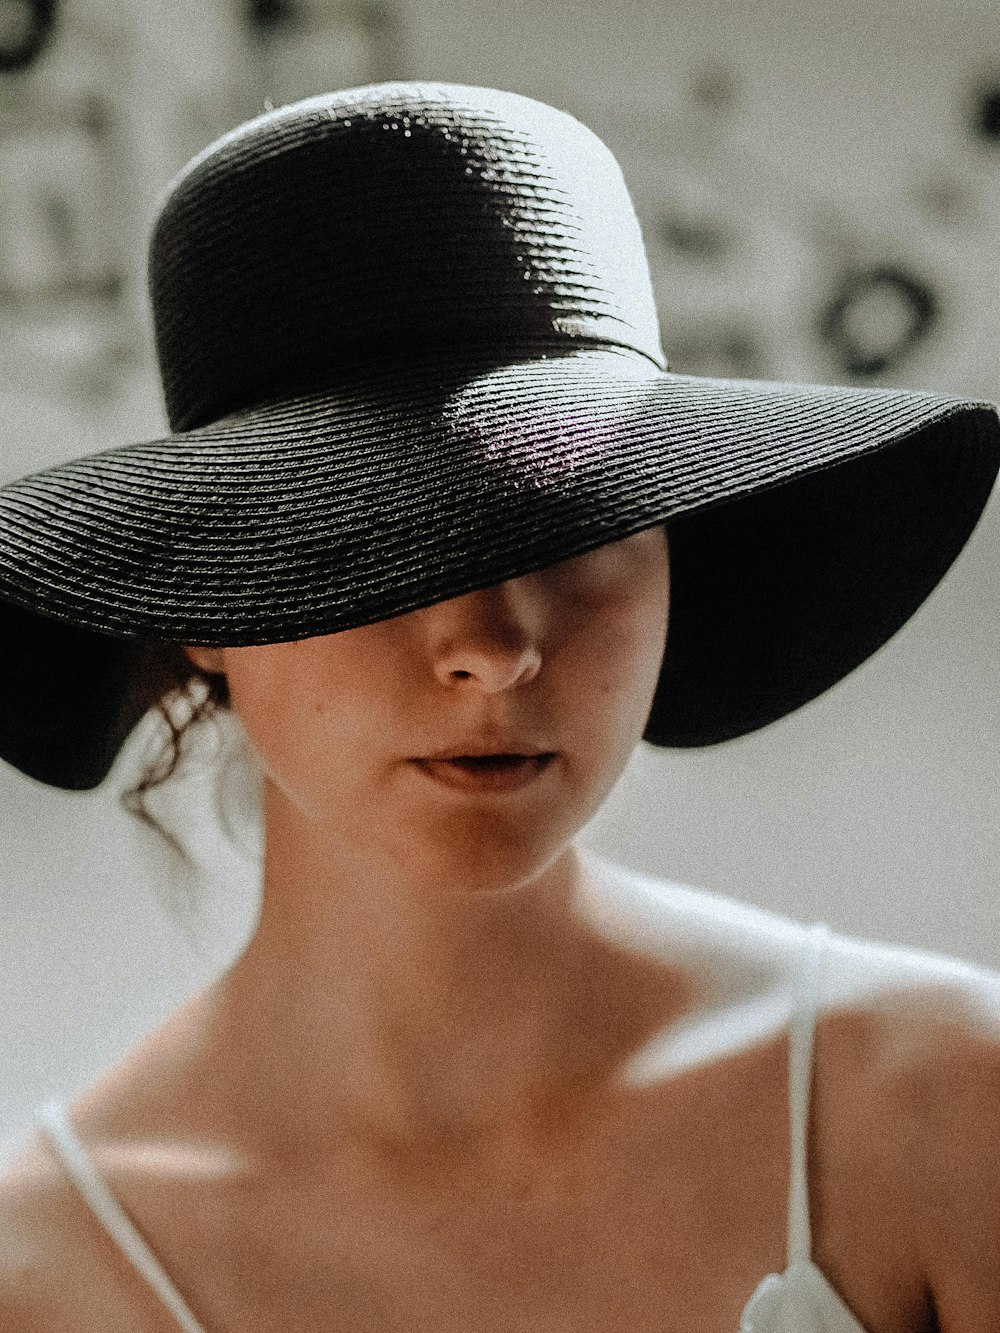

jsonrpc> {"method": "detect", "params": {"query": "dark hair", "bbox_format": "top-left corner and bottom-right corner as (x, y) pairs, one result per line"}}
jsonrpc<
(120, 643), (231, 863)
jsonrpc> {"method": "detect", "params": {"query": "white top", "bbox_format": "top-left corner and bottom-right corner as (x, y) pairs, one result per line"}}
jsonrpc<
(35, 920), (868, 1332)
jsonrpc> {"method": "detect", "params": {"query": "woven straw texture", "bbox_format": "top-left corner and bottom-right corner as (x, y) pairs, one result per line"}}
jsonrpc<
(0, 348), (994, 642)
(0, 82), (997, 788)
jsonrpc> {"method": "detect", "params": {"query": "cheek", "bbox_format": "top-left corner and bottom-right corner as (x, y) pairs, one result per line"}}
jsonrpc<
(571, 592), (668, 727)
(550, 531), (670, 727)
(225, 649), (380, 806)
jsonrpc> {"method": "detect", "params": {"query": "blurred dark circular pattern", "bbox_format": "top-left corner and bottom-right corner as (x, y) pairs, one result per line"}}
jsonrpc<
(0, 0), (58, 72)
(688, 59), (742, 114)
(246, 0), (300, 33)
(973, 83), (1000, 141)
(816, 264), (939, 379)
(981, 88), (1000, 141)
(655, 206), (738, 262)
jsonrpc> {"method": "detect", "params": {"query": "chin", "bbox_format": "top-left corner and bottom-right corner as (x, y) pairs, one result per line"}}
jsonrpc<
(403, 818), (577, 899)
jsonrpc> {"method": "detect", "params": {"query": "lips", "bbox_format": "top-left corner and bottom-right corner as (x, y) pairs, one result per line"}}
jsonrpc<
(411, 752), (556, 793)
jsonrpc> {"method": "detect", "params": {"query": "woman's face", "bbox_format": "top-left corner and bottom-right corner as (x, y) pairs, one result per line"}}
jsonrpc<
(185, 526), (670, 896)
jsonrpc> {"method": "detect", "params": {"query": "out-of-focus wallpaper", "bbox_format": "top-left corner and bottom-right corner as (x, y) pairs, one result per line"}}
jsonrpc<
(0, 0), (407, 481)
(1, 0), (998, 1145)
(4, 0), (1000, 480)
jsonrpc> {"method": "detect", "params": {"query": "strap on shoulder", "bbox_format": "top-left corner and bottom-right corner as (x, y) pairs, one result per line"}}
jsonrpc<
(35, 1100), (207, 1333)
(786, 921), (832, 1269)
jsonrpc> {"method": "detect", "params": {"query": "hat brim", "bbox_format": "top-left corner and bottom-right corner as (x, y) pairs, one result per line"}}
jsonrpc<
(0, 343), (997, 787)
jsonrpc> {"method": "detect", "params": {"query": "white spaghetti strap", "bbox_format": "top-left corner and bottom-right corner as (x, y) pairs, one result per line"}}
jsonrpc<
(35, 1101), (208, 1333)
(785, 921), (832, 1270)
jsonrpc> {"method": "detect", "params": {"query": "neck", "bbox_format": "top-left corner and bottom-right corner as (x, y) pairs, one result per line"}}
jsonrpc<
(187, 779), (688, 1192)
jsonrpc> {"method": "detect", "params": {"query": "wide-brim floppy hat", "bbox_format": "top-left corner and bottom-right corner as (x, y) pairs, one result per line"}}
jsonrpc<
(1, 81), (998, 791)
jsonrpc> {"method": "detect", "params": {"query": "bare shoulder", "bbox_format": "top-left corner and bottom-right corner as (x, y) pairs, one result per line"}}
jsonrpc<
(816, 923), (1000, 1088)
(816, 931), (1000, 1329)
(589, 853), (1000, 1324)
(0, 1128), (149, 1332)
(0, 1130), (85, 1330)
(812, 923), (1000, 1153)
(616, 845), (1000, 1072)
(583, 848), (1000, 1032)
(583, 851), (1000, 1152)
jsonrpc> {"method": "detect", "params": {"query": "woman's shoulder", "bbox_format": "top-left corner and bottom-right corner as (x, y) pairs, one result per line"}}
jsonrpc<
(0, 1131), (80, 1329)
(582, 854), (1000, 1237)
(581, 849), (1000, 1086)
(581, 848), (999, 1001)
(0, 1128), (147, 1331)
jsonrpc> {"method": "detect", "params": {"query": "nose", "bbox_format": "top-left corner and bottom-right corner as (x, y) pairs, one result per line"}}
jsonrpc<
(428, 579), (543, 694)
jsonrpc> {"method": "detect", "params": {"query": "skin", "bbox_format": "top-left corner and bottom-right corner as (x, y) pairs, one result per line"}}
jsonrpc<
(1, 521), (999, 1331)
(205, 525), (672, 905)
(179, 524), (675, 1175)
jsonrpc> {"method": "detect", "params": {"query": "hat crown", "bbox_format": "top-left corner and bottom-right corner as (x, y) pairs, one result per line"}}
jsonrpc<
(149, 82), (665, 431)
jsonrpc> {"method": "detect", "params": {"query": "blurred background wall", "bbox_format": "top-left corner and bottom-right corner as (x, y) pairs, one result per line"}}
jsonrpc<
(1, 0), (998, 1148)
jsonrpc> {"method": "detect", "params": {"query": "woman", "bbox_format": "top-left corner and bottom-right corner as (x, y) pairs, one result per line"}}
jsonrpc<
(0, 81), (997, 1333)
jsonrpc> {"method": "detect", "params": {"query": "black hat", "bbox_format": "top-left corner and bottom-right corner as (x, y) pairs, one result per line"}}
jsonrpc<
(0, 82), (997, 790)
